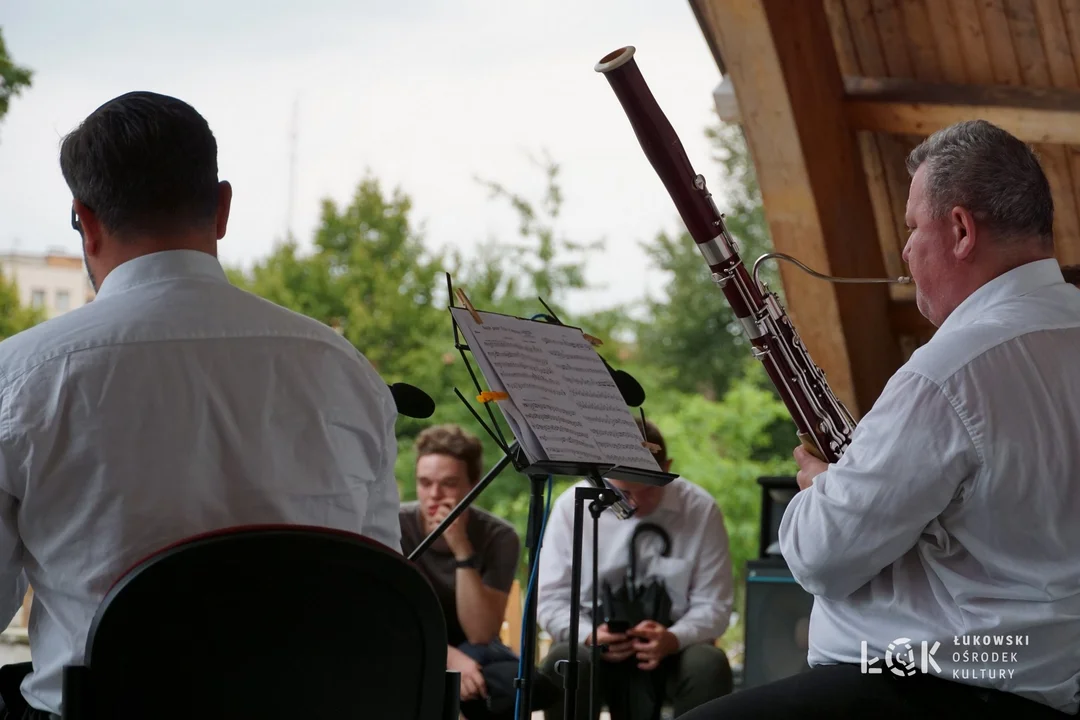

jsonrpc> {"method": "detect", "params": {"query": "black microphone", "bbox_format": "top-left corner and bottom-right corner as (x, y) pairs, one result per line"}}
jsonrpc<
(599, 356), (646, 408)
(389, 383), (436, 419)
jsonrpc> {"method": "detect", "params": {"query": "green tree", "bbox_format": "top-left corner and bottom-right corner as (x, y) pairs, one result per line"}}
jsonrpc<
(634, 119), (780, 401)
(642, 365), (794, 658)
(0, 29), (40, 338)
(462, 152), (606, 325)
(232, 173), (446, 385)
(0, 269), (44, 340)
(0, 28), (33, 129)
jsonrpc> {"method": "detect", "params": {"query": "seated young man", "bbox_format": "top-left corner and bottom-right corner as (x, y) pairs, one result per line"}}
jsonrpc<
(399, 424), (522, 720)
(535, 418), (738, 716)
(535, 419), (735, 720)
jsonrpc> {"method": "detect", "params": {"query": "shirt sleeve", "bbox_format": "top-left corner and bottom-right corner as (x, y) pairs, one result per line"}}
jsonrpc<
(667, 502), (735, 649)
(359, 388), (402, 553)
(536, 488), (591, 646)
(779, 370), (980, 601)
(482, 523), (521, 593)
(0, 394), (27, 627)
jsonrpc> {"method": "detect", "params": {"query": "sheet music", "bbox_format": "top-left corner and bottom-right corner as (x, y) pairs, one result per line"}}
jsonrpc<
(447, 313), (547, 463)
(450, 308), (661, 472)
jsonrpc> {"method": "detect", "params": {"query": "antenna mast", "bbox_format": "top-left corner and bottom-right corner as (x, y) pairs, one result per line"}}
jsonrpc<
(286, 96), (299, 240)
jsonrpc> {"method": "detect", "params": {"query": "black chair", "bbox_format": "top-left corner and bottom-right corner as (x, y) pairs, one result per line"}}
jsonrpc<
(61, 524), (460, 719)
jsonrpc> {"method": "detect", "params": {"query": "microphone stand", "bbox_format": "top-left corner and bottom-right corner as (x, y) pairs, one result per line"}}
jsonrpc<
(559, 477), (621, 720)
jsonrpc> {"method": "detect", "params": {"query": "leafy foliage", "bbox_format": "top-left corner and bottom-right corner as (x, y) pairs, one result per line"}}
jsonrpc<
(0, 269), (44, 340)
(0, 30), (40, 338)
(471, 151), (603, 315)
(0, 28), (32, 131)
(633, 120), (781, 402)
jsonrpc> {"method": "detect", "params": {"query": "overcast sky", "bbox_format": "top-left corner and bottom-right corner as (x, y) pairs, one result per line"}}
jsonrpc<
(0, 1), (725, 313)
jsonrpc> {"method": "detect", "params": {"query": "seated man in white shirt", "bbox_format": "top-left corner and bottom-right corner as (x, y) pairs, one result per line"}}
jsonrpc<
(0, 91), (400, 719)
(536, 419), (734, 720)
(683, 121), (1080, 719)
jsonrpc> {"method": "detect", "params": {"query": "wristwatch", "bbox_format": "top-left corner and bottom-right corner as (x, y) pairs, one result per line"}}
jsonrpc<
(454, 554), (480, 570)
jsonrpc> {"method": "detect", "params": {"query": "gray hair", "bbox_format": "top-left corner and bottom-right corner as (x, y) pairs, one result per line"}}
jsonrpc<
(906, 120), (1053, 246)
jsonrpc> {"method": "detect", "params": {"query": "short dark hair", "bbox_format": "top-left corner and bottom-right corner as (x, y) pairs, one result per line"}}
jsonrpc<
(906, 120), (1054, 248)
(1062, 264), (1080, 287)
(60, 91), (221, 240)
(414, 424), (483, 485)
(635, 417), (667, 467)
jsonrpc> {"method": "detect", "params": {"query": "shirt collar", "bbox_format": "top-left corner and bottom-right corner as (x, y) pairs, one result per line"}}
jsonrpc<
(93, 250), (229, 301)
(937, 258), (1065, 334)
(654, 480), (680, 514)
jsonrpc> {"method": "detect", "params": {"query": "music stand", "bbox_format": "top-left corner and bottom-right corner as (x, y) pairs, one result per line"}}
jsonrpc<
(410, 274), (676, 720)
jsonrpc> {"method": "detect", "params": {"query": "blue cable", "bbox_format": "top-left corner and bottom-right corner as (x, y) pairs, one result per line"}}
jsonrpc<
(513, 474), (554, 720)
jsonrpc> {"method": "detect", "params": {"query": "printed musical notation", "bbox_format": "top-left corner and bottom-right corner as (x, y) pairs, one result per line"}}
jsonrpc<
(449, 307), (661, 472)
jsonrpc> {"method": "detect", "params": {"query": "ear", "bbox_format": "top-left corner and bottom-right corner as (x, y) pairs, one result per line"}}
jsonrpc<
(950, 206), (978, 261)
(215, 181), (233, 240)
(73, 200), (104, 257)
(662, 458), (673, 473)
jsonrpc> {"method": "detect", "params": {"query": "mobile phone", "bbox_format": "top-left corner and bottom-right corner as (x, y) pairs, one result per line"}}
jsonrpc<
(606, 619), (630, 634)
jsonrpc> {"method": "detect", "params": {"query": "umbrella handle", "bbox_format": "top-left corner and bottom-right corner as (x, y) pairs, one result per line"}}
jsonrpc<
(627, 522), (672, 589)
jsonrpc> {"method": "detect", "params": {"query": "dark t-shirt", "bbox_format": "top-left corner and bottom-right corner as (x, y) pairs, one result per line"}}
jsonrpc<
(399, 501), (521, 647)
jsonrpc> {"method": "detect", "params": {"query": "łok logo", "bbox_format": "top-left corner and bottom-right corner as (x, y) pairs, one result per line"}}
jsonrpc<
(862, 638), (941, 676)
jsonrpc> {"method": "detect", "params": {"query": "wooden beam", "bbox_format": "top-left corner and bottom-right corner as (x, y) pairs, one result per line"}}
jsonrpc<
(844, 77), (1080, 145)
(715, 74), (1080, 145)
(700, 0), (904, 419)
(889, 299), (936, 339)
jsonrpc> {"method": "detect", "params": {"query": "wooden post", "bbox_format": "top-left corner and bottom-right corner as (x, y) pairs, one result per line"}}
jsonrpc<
(696, 0), (904, 416)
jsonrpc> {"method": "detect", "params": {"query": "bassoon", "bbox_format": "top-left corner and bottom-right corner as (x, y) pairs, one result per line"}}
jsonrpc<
(595, 46), (911, 463)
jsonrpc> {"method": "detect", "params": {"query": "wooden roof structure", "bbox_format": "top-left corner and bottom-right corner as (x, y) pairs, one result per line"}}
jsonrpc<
(689, 0), (1080, 419)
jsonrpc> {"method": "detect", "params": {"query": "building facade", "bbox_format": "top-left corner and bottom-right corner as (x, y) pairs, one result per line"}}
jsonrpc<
(0, 250), (95, 319)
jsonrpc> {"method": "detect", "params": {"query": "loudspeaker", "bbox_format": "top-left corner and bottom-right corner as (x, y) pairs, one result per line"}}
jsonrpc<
(757, 476), (798, 558)
(742, 559), (814, 689)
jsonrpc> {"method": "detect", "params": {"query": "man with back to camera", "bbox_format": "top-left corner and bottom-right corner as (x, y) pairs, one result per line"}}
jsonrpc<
(0, 91), (401, 718)
(682, 121), (1080, 719)
(536, 418), (735, 720)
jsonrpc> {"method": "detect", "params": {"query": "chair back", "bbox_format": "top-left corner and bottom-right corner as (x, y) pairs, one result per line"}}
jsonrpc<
(73, 525), (448, 719)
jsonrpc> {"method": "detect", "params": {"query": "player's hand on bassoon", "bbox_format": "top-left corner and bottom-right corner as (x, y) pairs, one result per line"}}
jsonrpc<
(793, 445), (828, 491)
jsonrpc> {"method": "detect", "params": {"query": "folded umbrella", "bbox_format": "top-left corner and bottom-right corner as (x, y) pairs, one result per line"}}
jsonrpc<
(597, 523), (675, 720)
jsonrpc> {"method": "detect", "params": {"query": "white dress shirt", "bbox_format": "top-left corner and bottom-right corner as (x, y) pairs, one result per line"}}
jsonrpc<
(0, 250), (401, 714)
(537, 478), (734, 651)
(781, 259), (1080, 713)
